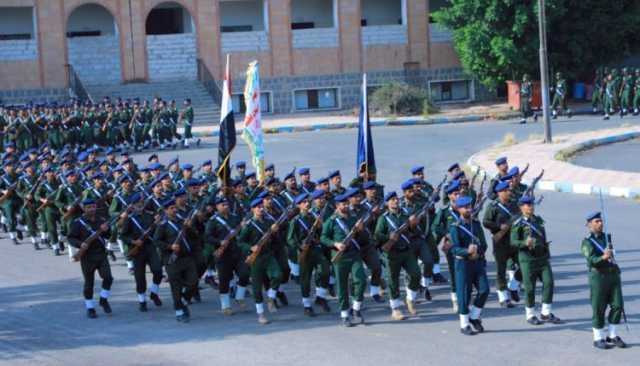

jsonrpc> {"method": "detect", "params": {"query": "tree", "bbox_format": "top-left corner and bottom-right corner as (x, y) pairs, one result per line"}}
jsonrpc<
(433, 0), (640, 89)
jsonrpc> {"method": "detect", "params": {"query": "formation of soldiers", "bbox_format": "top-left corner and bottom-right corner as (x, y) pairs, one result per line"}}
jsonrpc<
(591, 66), (640, 120)
(0, 142), (627, 349)
(0, 96), (199, 154)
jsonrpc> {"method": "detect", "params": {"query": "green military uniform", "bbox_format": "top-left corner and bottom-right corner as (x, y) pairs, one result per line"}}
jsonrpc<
(0, 169), (22, 242)
(592, 68), (605, 113)
(551, 72), (570, 118)
(633, 69), (640, 115)
(400, 195), (436, 288)
(55, 179), (86, 250)
(603, 70), (620, 119)
(16, 171), (40, 247)
(36, 175), (61, 252)
(181, 103), (194, 147)
(619, 68), (633, 114)
(432, 204), (461, 305)
(519, 74), (534, 123)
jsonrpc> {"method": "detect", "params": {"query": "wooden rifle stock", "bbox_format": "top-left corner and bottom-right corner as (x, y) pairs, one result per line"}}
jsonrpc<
(245, 207), (299, 265)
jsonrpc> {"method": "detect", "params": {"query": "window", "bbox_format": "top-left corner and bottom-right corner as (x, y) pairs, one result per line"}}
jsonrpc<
(0, 7), (35, 40)
(294, 88), (339, 111)
(291, 0), (335, 29)
(430, 80), (471, 102)
(232, 92), (272, 113)
(219, 0), (265, 33)
(361, 0), (403, 26)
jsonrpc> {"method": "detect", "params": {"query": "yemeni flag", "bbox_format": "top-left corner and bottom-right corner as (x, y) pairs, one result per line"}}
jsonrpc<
(217, 55), (236, 187)
(356, 73), (376, 179)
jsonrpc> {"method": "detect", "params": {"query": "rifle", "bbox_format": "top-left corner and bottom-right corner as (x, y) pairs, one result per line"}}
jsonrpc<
(0, 181), (19, 205)
(127, 215), (163, 257)
(523, 169), (545, 199)
(331, 203), (382, 263)
(21, 175), (45, 209)
(298, 204), (330, 263)
(245, 207), (300, 265)
(167, 208), (200, 265)
(215, 213), (251, 259)
(517, 163), (530, 180)
(63, 195), (84, 221)
(469, 170), (480, 189)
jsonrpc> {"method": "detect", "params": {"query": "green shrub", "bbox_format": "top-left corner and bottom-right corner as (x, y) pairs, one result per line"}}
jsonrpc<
(370, 82), (437, 116)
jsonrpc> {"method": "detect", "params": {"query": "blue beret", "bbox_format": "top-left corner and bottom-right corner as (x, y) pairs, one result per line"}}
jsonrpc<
(445, 180), (461, 194)
(23, 161), (34, 169)
(187, 179), (200, 187)
(455, 196), (473, 207)
(344, 188), (360, 200)
(158, 172), (170, 181)
(310, 190), (325, 200)
(298, 168), (310, 175)
(118, 175), (132, 184)
(265, 163), (275, 171)
(148, 162), (161, 170)
(150, 179), (162, 188)
(231, 179), (243, 187)
(495, 157), (508, 166)
(64, 170), (76, 177)
(235, 161), (246, 168)
(105, 147), (115, 155)
(586, 212), (602, 222)
(317, 176), (329, 184)
(81, 165), (93, 173)
(19, 153), (29, 162)
(201, 160), (212, 167)
(328, 170), (340, 179)
(265, 177), (277, 186)
(334, 193), (349, 203)
(294, 193), (310, 205)
(130, 192), (143, 202)
(120, 151), (130, 157)
(168, 157), (179, 166)
(82, 198), (96, 206)
(401, 178), (417, 191)
(174, 188), (187, 197)
(27, 148), (37, 154)
(453, 171), (466, 180)
(43, 166), (53, 173)
(384, 191), (397, 202)
(113, 166), (124, 173)
(500, 168), (518, 181)
(447, 163), (460, 172)
(215, 196), (229, 205)
(246, 172), (256, 179)
(91, 172), (104, 180)
(518, 195), (534, 205)
(182, 163), (193, 170)
(258, 191), (270, 199)
(5, 141), (15, 148)
(284, 171), (295, 181)
(163, 199), (176, 209)
(494, 181), (510, 193)
(250, 198), (264, 208)
(140, 167), (150, 173)
(411, 166), (424, 175)
(363, 181), (377, 190)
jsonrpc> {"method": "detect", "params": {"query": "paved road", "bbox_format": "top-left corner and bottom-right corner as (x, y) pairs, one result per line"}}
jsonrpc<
(573, 137), (640, 173)
(1, 114), (638, 366)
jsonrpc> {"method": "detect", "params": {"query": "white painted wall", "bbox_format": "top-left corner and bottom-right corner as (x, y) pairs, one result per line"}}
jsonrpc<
(0, 7), (34, 37)
(67, 4), (116, 35)
(147, 33), (197, 81)
(68, 36), (121, 85)
(220, 0), (265, 31)
(291, 0), (334, 28)
(361, 0), (402, 26)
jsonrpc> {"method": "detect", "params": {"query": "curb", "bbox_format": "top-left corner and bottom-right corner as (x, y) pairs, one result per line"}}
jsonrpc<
(467, 131), (640, 199)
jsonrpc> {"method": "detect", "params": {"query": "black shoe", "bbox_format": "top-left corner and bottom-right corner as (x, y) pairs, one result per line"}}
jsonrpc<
(44, 239), (52, 249)
(183, 306), (191, 318)
(59, 242), (65, 252)
(33, 240), (40, 250)
(108, 251), (117, 262)
(2, 224), (7, 233)
(534, 113), (539, 122)
(470, 318), (485, 333)
(460, 325), (476, 336)
(139, 302), (148, 312)
(304, 307), (316, 317)
(329, 284), (336, 297)
(193, 288), (202, 303)
(423, 287), (432, 302)
(593, 340), (611, 350)
(99, 297), (112, 314)
(500, 300), (515, 308)
(54, 248), (60, 256)
(204, 276), (218, 289)
(509, 290), (520, 303)
(342, 317), (354, 327)
(540, 313), (563, 324)
(315, 297), (331, 312)
(372, 294), (384, 303)
(150, 292), (162, 307)
(519, 119), (526, 124)
(12, 238), (19, 245)
(527, 316), (543, 325)
(568, 111), (573, 118)
(16, 230), (23, 240)
(87, 308), (98, 319)
(276, 291), (289, 307)
(433, 273), (448, 284)
(176, 313), (190, 323)
(606, 336), (627, 348)
(352, 310), (365, 324)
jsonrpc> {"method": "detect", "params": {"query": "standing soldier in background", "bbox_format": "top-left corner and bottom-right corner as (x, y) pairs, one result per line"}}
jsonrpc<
(603, 69), (619, 120)
(592, 68), (605, 114)
(550, 72), (571, 119)
(488, 157), (509, 201)
(618, 67), (633, 116)
(632, 68), (640, 115)
(179, 99), (195, 149)
(519, 74), (535, 124)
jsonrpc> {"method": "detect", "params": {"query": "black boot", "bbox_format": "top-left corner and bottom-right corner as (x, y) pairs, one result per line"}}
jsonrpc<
(150, 292), (162, 307)
(33, 240), (40, 250)
(593, 340), (610, 350)
(16, 230), (23, 240)
(108, 250), (117, 262)
(304, 307), (316, 317)
(540, 313), (563, 324)
(470, 318), (485, 333)
(87, 308), (98, 319)
(139, 302), (148, 312)
(328, 284), (336, 297)
(606, 336), (627, 348)
(423, 287), (432, 302)
(352, 310), (365, 324)
(372, 294), (385, 303)
(314, 297), (331, 312)
(432, 273), (448, 284)
(342, 317), (353, 327)
(509, 290), (520, 303)
(460, 326), (476, 336)
(99, 297), (112, 314)
(527, 316), (543, 325)
(193, 288), (202, 303)
(276, 291), (289, 307)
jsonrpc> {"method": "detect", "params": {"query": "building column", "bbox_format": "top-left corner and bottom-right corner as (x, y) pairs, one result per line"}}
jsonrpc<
(196, 0), (221, 79)
(338, 0), (362, 73)
(36, 0), (67, 88)
(407, 0), (428, 67)
(267, 0), (292, 76)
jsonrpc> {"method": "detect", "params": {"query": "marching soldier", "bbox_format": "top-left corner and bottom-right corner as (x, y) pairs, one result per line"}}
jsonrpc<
(619, 67), (633, 115)
(510, 195), (562, 325)
(592, 68), (605, 114)
(17, 161), (41, 249)
(551, 72), (571, 119)
(36, 167), (62, 254)
(582, 212), (626, 349)
(329, 170), (346, 196)
(603, 70), (619, 120)
(488, 157), (509, 201)
(260, 190), (291, 306)
(0, 159), (22, 244)
(519, 73), (536, 124)
(633, 68), (640, 115)
(297, 168), (316, 194)
(179, 99), (195, 148)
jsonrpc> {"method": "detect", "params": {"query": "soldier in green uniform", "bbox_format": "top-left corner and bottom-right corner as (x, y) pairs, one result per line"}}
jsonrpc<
(592, 68), (605, 114)
(17, 161), (41, 249)
(55, 170), (85, 260)
(482, 181), (521, 308)
(375, 191), (421, 320)
(205, 196), (250, 315)
(109, 175), (136, 272)
(321, 192), (367, 327)
(449, 195), (490, 335)
(603, 69), (619, 120)
(238, 197), (283, 324)
(287, 192), (331, 316)
(329, 170), (346, 196)
(581, 212), (626, 349)
(36, 167), (62, 254)
(510, 195), (562, 325)
(260, 189), (291, 306)
(67, 199), (114, 318)
(488, 157), (509, 201)
(0, 159), (22, 244)
(551, 72), (571, 119)
(632, 69), (640, 115)
(180, 99), (194, 148)
(130, 101), (147, 152)
(519, 74), (536, 124)
(153, 198), (199, 323)
(297, 168), (316, 194)
(618, 67), (633, 115)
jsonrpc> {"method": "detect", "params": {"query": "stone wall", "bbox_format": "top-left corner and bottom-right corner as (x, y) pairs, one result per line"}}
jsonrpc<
(0, 39), (37, 61)
(221, 31), (269, 53)
(0, 87), (67, 105)
(146, 33), (197, 81)
(362, 25), (407, 46)
(292, 28), (338, 49)
(67, 36), (121, 85)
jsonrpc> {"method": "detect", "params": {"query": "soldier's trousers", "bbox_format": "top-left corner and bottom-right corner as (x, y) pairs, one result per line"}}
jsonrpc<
(520, 259), (554, 308)
(446, 250), (457, 292)
(19, 205), (38, 237)
(333, 251), (366, 311)
(1, 202), (19, 232)
(415, 237), (435, 278)
(299, 246), (330, 298)
(250, 254), (282, 304)
(633, 93), (640, 112)
(384, 249), (420, 301)
(133, 126), (146, 147)
(592, 89), (603, 109)
(454, 259), (489, 315)
(621, 91), (632, 111)
(589, 270), (624, 328)
(493, 242), (521, 291)
(360, 245), (382, 288)
(43, 208), (60, 243)
(183, 123), (193, 139)
(551, 95), (567, 112)
(132, 244), (163, 295)
(166, 256), (198, 311)
(520, 98), (532, 118)
(215, 251), (250, 294)
(604, 95), (618, 113)
(273, 246), (290, 285)
(81, 256), (113, 300)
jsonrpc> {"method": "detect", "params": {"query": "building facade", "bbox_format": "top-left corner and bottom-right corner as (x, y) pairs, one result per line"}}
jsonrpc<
(0, 0), (485, 113)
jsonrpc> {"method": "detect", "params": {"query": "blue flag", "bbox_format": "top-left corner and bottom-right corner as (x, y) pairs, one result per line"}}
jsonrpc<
(356, 73), (376, 177)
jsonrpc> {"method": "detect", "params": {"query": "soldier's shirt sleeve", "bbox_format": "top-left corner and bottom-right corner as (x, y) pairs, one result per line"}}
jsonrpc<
(581, 239), (607, 268)
(374, 215), (389, 244)
(320, 218), (335, 248)
(286, 218), (298, 249)
(153, 225), (170, 252)
(237, 224), (253, 254)
(510, 223), (526, 249)
(482, 205), (500, 233)
(449, 225), (468, 258)
(67, 220), (84, 248)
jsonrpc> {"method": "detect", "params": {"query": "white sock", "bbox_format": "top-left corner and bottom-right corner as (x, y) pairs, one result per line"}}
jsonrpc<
(235, 286), (246, 300)
(459, 314), (470, 328)
(40, 232), (47, 240)
(302, 297), (311, 307)
(137, 293), (146, 303)
(315, 287), (328, 299)
(352, 301), (362, 311)
(107, 242), (115, 251)
(267, 288), (277, 299)
(406, 287), (417, 302)
(30, 236), (37, 244)
(288, 261), (300, 276)
(176, 309), (184, 316)
(206, 269), (215, 277)
(117, 240), (125, 254)
(469, 305), (482, 320)
(255, 303), (264, 314)
(608, 324), (617, 339)
(525, 306), (536, 319)
(220, 294), (231, 309)
(340, 310), (349, 318)
(421, 276), (430, 287)
(390, 298), (402, 309)
(541, 303), (552, 316)
(100, 289), (110, 299)
(150, 284), (159, 294)
(433, 264), (441, 274)
(85, 299), (95, 309)
(9, 232), (16, 239)
(370, 286), (381, 296)
(593, 328), (604, 341)
(450, 292), (457, 302)
(497, 290), (507, 302)
(184, 138), (190, 147)
(126, 261), (134, 270)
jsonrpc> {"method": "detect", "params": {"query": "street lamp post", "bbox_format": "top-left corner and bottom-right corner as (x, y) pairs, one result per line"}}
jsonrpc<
(538, 0), (552, 143)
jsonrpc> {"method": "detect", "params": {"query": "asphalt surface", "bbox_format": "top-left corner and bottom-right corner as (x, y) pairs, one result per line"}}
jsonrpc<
(1, 114), (639, 366)
(573, 137), (640, 173)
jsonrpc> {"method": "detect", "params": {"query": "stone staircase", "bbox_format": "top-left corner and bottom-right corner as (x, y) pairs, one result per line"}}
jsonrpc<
(86, 80), (221, 125)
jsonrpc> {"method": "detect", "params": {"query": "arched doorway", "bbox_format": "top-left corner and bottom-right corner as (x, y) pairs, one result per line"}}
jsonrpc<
(66, 3), (122, 85)
(145, 2), (197, 81)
